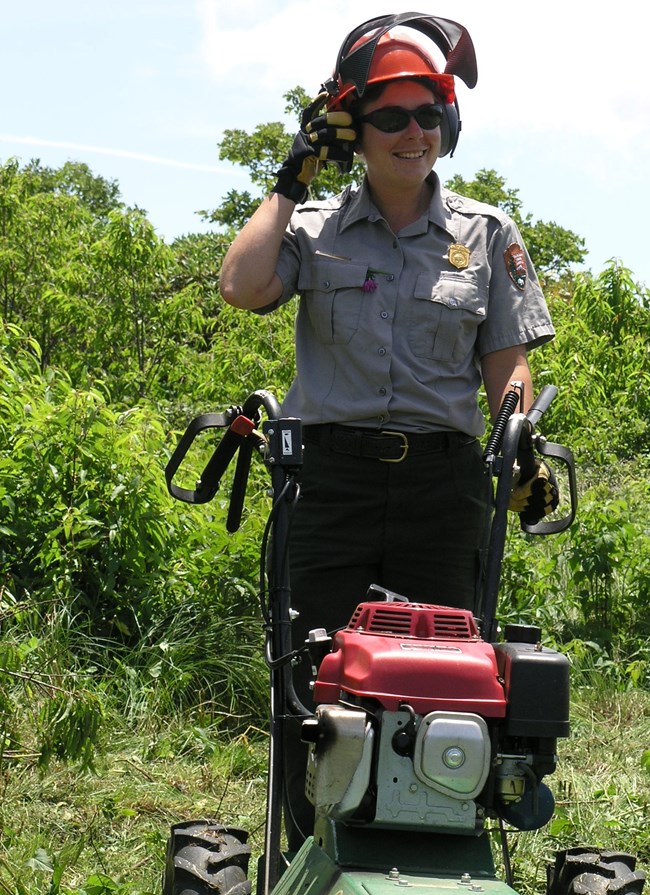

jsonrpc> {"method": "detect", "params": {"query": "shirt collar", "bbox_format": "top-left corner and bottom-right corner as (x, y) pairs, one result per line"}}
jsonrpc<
(339, 171), (450, 234)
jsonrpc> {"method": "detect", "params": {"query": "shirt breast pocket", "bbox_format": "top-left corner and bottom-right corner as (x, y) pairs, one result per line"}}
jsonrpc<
(408, 273), (487, 362)
(299, 257), (370, 344)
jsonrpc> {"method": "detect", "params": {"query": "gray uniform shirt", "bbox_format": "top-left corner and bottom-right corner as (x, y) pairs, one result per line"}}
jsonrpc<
(267, 173), (554, 436)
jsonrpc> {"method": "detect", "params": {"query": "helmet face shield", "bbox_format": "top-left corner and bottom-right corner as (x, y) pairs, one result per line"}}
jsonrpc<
(323, 13), (476, 102)
(328, 32), (453, 111)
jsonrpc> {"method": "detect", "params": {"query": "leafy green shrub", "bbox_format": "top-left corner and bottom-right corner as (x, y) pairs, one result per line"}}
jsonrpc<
(498, 462), (650, 688)
(0, 321), (270, 733)
(533, 262), (650, 463)
(0, 608), (106, 772)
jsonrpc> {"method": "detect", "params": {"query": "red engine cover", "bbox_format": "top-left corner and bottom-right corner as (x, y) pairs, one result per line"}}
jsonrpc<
(312, 602), (507, 717)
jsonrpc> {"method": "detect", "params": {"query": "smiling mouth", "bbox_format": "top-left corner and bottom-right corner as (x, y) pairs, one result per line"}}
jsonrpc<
(394, 150), (426, 159)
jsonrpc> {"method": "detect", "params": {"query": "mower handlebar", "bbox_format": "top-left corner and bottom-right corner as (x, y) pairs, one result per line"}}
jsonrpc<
(164, 389), (282, 510)
(480, 386), (577, 639)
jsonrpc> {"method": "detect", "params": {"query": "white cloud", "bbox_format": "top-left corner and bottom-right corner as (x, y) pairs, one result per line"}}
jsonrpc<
(195, 0), (650, 152)
(196, 0), (311, 89)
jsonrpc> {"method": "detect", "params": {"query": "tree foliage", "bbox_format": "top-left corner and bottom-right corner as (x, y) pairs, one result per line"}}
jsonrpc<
(208, 87), (365, 232)
(22, 157), (123, 220)
(0, 159), (225, 405)
(531, 262), (650, 461)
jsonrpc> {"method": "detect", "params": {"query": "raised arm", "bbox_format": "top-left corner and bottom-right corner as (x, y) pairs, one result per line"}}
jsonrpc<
(219, 193), (293, 310)
(220, 98), (356, 311)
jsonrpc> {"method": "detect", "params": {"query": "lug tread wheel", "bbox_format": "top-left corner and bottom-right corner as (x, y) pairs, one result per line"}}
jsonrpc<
(162, 820), (252, 895)
(548, 847), (646, 895)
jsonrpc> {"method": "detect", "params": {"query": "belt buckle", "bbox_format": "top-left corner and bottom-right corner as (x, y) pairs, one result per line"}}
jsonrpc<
(380, 430), (409, 463)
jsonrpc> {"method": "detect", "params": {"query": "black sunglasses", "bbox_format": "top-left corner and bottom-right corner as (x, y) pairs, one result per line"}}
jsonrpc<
(358, 103), (444, 134)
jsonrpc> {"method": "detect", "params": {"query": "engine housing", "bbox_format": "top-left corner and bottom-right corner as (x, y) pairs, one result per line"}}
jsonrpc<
(303, 600), (569, 834)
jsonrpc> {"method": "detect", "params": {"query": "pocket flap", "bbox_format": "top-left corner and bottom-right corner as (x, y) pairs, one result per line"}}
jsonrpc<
(299, 257), (370, 293)
(415, 274), (486, 316)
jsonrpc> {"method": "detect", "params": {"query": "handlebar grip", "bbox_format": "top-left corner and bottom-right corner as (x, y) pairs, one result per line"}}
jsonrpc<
(516, 421), (538, 485)
(517, 384), (559, 484)
(165, 411), (233, 503)
(526, 384), (558, 428)
(165, 410), (256, 505)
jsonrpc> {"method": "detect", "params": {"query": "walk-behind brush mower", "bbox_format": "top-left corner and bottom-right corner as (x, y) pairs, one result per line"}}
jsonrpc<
(162, 384), (646, 895)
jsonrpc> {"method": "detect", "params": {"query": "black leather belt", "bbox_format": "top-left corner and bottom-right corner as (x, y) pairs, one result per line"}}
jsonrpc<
(302, 424), (475, 463)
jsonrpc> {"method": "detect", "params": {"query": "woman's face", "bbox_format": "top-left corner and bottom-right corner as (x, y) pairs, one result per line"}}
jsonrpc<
(357, 80), (441, 190)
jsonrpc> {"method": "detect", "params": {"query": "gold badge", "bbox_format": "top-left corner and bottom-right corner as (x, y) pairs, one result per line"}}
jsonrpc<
(447, 243), (471, 270)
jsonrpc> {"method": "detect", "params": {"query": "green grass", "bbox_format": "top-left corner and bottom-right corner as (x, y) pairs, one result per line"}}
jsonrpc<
(0, 687), (648, 895)
(0, 718), (268, 894)
(505, 687), (650, 893)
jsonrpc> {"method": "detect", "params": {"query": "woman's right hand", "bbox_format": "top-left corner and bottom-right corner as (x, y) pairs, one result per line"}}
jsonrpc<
(272, 94), (357, 204)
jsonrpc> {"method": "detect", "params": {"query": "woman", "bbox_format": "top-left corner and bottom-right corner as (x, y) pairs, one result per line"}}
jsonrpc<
(220, 16), (557, 848)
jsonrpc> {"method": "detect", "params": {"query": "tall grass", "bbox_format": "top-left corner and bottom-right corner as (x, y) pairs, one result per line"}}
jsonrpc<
(0, 669), (647, 894)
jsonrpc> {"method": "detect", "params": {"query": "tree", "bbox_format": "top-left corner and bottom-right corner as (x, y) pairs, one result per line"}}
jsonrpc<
(204, 87), (364, 232)
(22, 158), (123, 221)
(89, 208), (180, 400)
(0, 159), (216, 405)
(0, 158), (100, 364)
(529, 260), (650, 461)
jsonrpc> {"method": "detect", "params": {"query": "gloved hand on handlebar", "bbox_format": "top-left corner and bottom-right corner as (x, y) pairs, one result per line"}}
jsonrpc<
(272, 94), (357, 204)
(509, 460), (559, 525)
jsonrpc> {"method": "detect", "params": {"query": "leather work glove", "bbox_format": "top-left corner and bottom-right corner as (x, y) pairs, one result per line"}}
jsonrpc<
(509, 461), (559, 525)
(272, 94), (356, 204)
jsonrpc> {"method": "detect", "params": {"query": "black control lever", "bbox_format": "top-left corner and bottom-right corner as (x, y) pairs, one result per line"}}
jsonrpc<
(227, 429), (266, 533)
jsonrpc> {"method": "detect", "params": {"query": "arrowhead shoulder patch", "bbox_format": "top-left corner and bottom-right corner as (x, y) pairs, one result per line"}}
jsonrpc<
(504, 243), (527, 290)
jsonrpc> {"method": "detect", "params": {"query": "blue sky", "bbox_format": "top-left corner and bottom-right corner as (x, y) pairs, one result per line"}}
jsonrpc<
(2, 1), (649, 287)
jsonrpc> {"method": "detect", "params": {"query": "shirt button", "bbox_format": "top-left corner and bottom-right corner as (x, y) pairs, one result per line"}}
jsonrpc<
(380, 311), (389, 319)
(379, 387), (387, 396)
(323, 280), (330, 288)
(378, 347), (387, 356)
(386, 274), (395, 282)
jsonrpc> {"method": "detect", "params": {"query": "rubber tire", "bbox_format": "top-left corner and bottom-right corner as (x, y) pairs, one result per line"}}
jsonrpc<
(547, 847), (646, 895)
(162, 820), (252, 895)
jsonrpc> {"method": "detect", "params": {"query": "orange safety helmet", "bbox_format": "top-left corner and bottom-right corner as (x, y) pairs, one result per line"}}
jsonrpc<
(327, 31), (456, 111)
(321, 13), (477, 157)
